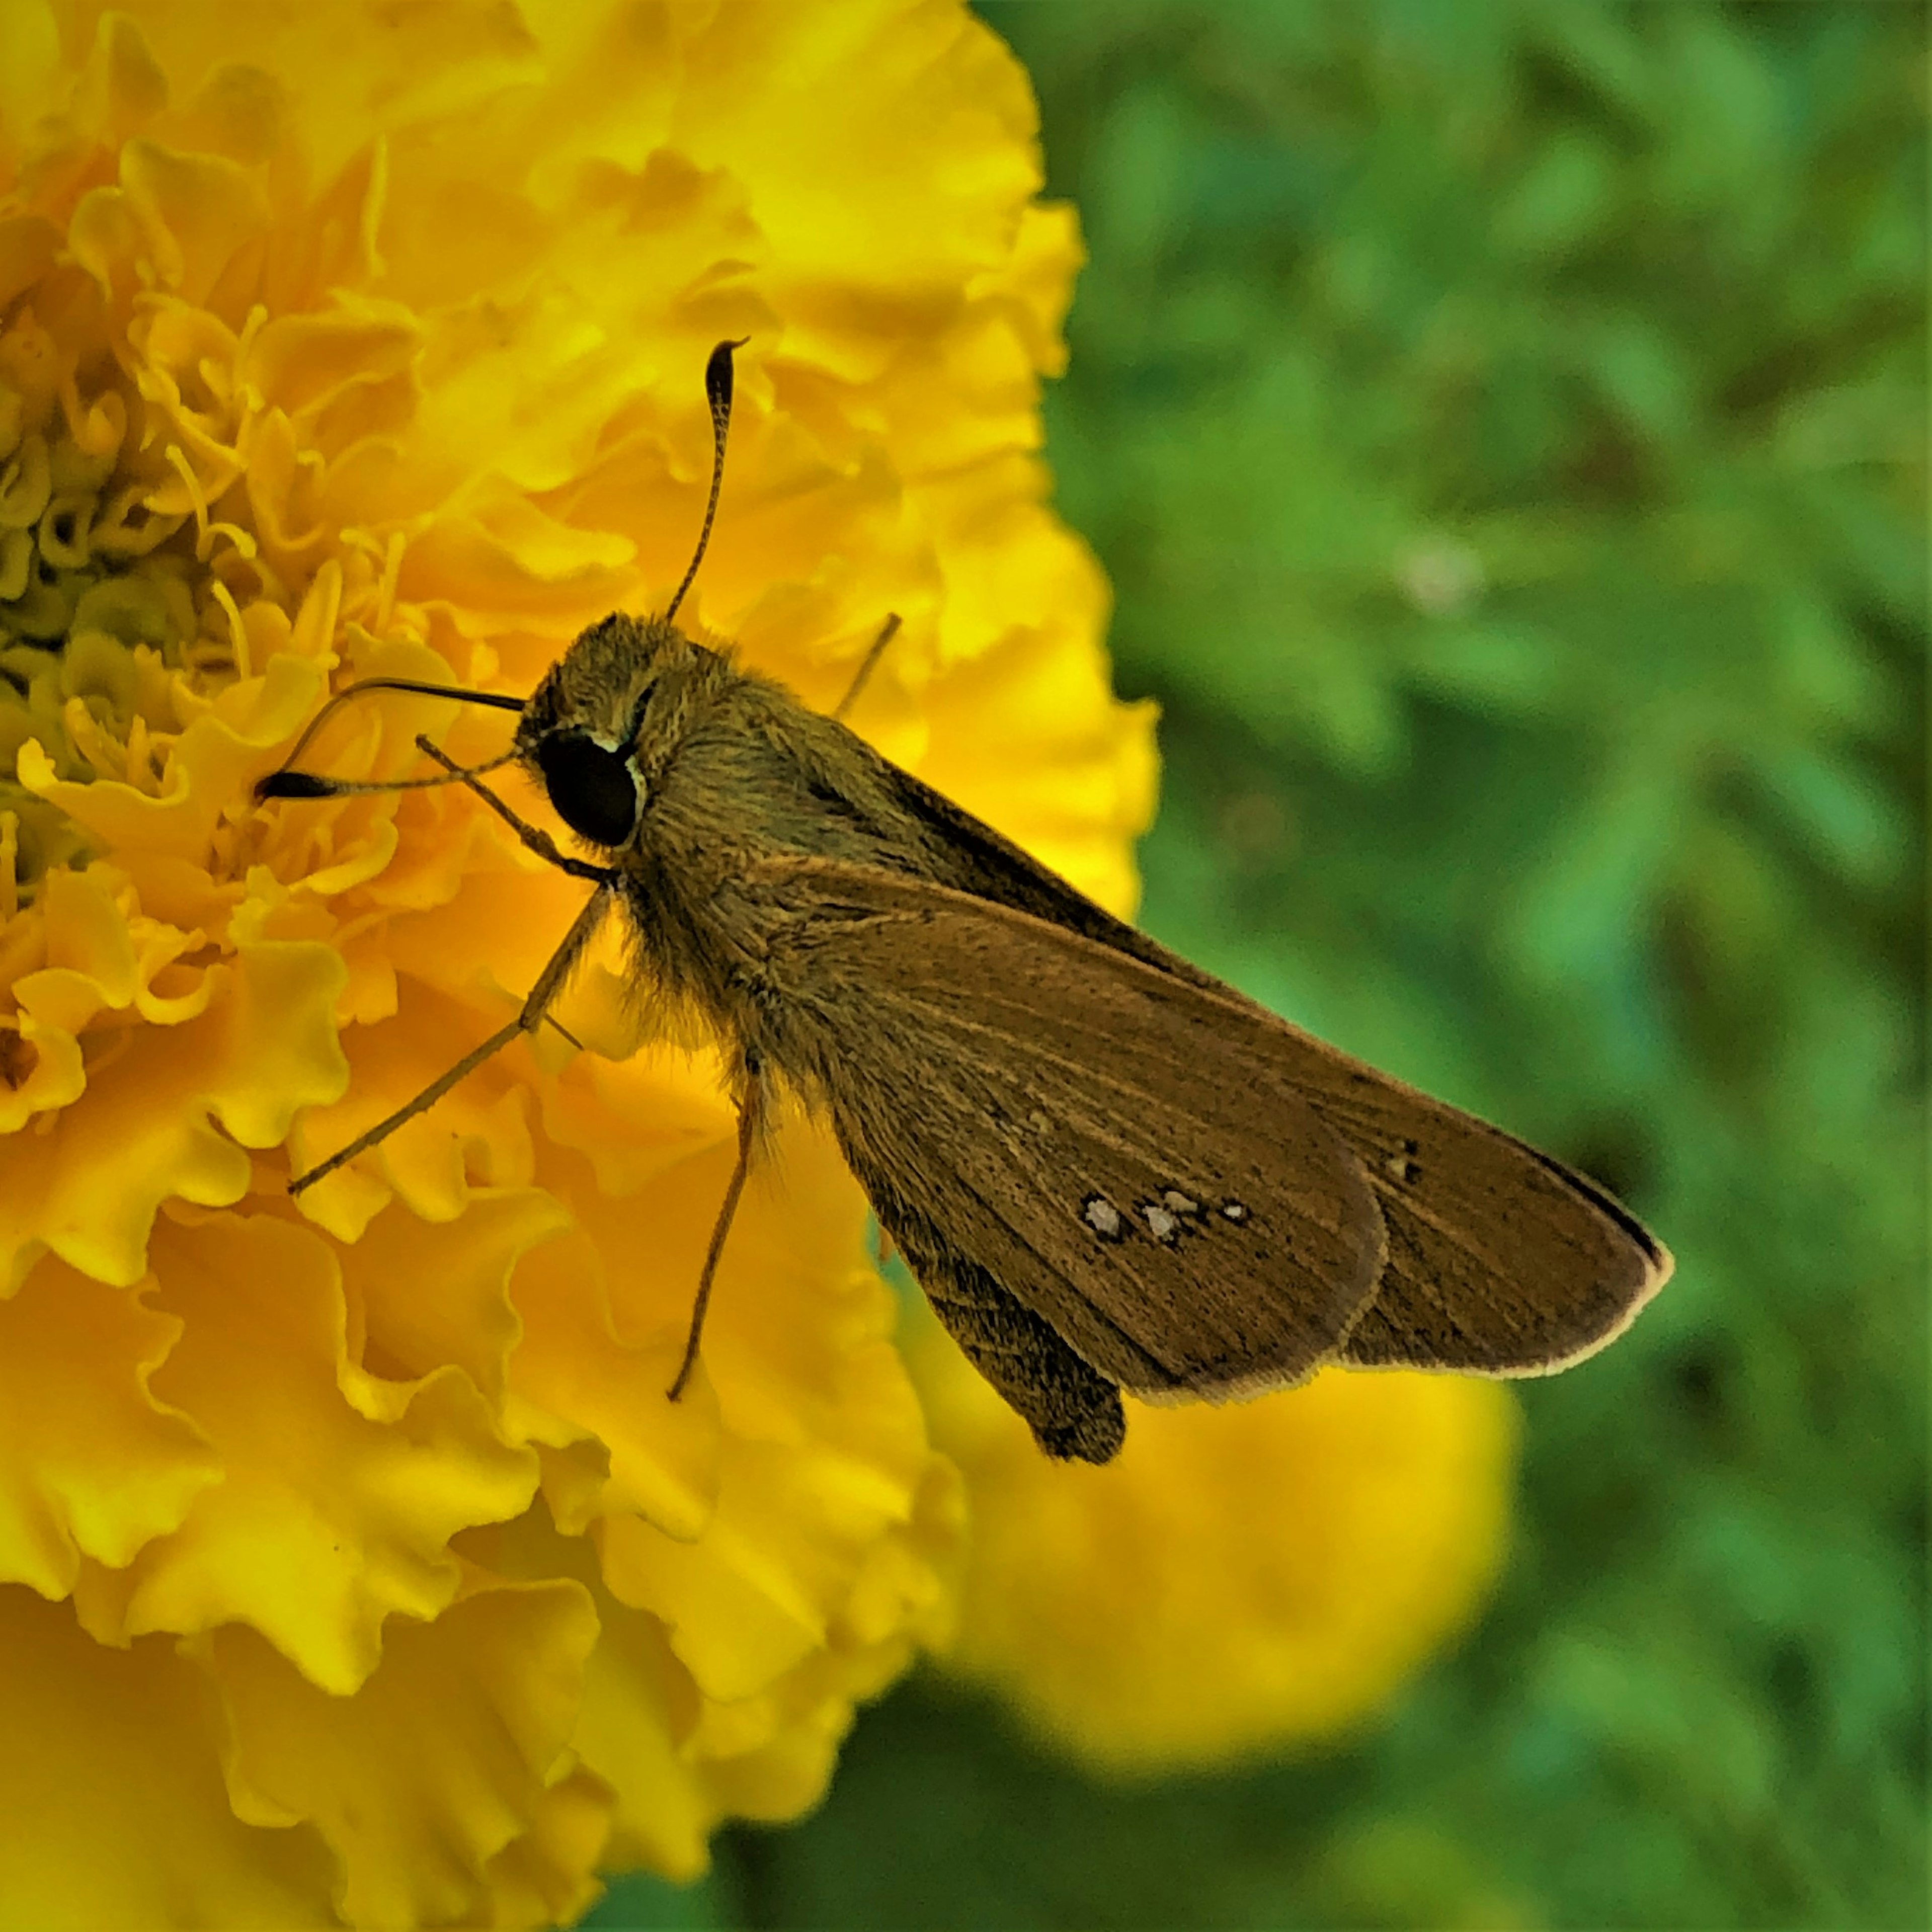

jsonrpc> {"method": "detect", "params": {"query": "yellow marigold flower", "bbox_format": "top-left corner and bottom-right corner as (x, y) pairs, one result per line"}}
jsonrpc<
(0, 2), (1149, 1923)
(914, 1316), (1519, 1775)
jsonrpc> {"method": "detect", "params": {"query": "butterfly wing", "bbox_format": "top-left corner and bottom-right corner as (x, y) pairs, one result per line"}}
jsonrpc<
(856, 759), (1673, 1377)
(745, 856), (1388, 1458)
(744, 854), (1668, 1457)
(1298, 1069), (1673, 1374)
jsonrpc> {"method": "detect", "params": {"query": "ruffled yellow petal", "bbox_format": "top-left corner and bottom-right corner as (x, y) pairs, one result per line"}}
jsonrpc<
(0, 896), (347, 1284)
(347, 1186), (570, 1407)
(509, 1222), (726, 1546)
(210, 1580), (606, 1929)
(915, 519), (1155, 916)
(0, 644), (349, 1282)
(917, 1320), (1519, 1774)
(73, 1213), (538, 1696)
(0, 1588), (336, 1930)
(0, 1253), (216, 1597)
(569, 1579), (719, 1882)
(557, 1118), (944, 1705)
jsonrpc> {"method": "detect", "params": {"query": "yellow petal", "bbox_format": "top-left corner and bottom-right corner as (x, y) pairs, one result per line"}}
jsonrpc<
(483, 1765), (618, 1931)
(0, 1014), (256, 1287)
(573, 1119), (934, 1701)
(0, 884), (346, 1287)
(348, 1186), (570, 1406)
(209, 1577), (605, 1928)
(76, 1214), (536, 1694)
(0, 1254), (216, 1597)
(510, 1223), (726, 1544)
(0, 1587), (336, 1930)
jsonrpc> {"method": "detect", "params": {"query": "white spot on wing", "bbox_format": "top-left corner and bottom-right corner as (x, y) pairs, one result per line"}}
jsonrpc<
(1082, 1194), (1123, 1240)
(1143, 1204), (1179, 1244)
(1220, 1199), (1250, 1223)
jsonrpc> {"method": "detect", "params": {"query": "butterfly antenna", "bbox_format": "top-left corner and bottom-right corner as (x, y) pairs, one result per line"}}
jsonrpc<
(664, 338), (749, 625)
(255, 677), (527, 800)
(832, 613), (902, 721)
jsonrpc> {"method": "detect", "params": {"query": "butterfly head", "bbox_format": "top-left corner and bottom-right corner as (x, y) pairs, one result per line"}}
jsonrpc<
(517, 612), (697, 849)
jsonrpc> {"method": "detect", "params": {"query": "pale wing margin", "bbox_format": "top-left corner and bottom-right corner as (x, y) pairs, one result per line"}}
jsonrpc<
(1165, 1009), (1674, 1374)
(740, 857), (1388, 1399)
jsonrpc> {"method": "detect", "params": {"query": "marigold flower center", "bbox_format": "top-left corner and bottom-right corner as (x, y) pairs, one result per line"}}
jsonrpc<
(0, 290), (284, 900)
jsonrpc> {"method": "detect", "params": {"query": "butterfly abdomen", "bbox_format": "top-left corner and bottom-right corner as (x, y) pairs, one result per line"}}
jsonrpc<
(834, 1112), (1131, 1463)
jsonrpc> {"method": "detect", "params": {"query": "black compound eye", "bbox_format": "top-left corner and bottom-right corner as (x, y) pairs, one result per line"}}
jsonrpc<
(536, 732), (638, 846)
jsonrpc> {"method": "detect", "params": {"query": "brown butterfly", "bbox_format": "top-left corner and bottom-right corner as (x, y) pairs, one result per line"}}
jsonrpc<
(259, 341), (1671, 1464)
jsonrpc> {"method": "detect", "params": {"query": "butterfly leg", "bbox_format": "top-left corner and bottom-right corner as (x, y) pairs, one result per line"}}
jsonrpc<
(289, 881), (618, 1194)
(406, 736), (593, 1052)
(667, 1057), (764, 1402)
(830, 613), (902, 722)
(413, 734), (609, 883)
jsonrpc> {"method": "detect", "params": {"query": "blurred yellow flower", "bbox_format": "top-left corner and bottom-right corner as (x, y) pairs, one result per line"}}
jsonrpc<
(915, 1318), (1518, 1775)
(0, 1), (1150, 1923)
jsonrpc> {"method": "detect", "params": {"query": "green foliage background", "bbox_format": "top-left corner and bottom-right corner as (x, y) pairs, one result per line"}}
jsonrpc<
(590, 4), (1926, 1926)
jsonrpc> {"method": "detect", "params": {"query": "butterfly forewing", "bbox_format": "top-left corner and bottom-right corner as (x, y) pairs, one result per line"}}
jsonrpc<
(748, 858), (1388, 1400)
(857, 765), (1673, 1379)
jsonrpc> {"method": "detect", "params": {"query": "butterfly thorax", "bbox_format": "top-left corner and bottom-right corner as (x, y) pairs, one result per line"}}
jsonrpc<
(519, 612), (945, 1075)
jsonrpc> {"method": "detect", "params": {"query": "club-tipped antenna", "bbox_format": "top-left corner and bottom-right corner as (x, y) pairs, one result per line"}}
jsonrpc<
(255, 675), (525, 801)
(664, 338), (748, 626)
